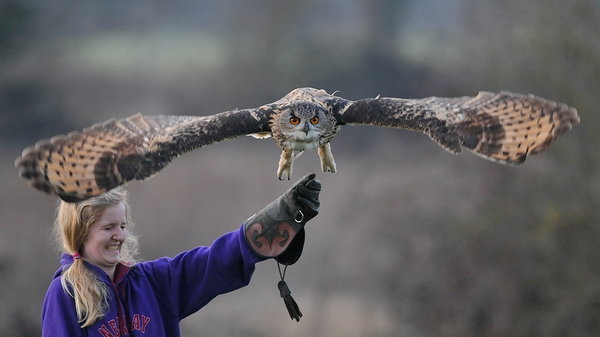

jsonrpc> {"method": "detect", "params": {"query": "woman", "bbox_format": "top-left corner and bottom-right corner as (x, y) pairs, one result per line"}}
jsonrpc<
(42, 173), (321, 337)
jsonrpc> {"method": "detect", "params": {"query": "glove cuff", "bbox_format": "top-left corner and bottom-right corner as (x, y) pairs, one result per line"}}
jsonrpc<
(244, 211), (304, 259)
(275, 228), (305, 265)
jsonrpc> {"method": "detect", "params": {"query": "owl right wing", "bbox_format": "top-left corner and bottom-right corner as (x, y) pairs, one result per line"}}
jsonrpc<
(16, 108), (272, 202)
(339, 91), (579, 165)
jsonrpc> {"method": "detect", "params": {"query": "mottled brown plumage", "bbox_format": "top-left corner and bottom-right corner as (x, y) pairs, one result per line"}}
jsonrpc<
(16, 87), (579, 201)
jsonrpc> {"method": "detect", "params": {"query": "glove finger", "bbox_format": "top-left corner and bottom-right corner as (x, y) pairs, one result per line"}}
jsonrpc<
(295, 183), (320, 199)
(297, 195), (319, 217)
(305, 178), (321, 191)
(295, 173), (316, 187)
(297, 192), (319, 206)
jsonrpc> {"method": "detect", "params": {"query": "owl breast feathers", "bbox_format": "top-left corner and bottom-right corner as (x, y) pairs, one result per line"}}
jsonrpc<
(16, 87), (579, 201)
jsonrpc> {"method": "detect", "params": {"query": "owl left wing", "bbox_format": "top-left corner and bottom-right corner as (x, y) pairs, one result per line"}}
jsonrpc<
(338, 91), (579, 164)
(16, 108), (272, 201)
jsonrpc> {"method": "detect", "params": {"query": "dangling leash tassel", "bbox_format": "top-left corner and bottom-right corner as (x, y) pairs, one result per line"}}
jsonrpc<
(277, 262), (302, 322)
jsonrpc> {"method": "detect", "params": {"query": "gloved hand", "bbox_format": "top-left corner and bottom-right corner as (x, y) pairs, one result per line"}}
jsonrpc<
(244, 173), (321, 265)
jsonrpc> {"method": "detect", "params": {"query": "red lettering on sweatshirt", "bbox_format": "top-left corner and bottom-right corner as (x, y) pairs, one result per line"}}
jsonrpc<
(132, 314), (140, 330)
(141, 315), (151, 333)
(97, 313), (151, 335)
(98, 325), (115, 337)
(108, 319), (120, 337)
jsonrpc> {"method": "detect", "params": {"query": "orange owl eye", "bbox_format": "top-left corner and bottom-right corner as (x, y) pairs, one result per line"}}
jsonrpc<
(290, 117), (301, 125)
(310, 116), (319, 124)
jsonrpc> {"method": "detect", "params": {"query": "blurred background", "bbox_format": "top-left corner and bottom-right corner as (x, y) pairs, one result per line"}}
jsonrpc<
(1, 0), (598, 336)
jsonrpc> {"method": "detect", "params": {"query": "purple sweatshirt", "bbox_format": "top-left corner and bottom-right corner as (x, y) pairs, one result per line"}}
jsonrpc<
(42, 225), (264, 337)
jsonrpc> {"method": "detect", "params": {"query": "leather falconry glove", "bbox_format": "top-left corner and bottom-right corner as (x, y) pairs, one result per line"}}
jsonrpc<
(244, 172), (321, 321)
(244, 172), (320, 263)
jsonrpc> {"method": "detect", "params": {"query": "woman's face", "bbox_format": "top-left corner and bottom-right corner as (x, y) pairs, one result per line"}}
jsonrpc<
(81, 202), (127, 279)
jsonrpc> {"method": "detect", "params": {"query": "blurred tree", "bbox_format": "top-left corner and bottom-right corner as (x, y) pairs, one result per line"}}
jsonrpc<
(0, 0), (33, 59)
(0, 80), (73, 146)
(340, 0), (600, 336)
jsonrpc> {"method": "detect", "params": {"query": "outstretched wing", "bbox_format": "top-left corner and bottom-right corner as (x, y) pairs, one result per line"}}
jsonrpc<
(16, 108), (272, 202)
(339, 91), (579, 164)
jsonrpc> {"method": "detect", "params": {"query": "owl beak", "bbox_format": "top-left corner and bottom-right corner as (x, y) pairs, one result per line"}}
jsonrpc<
(302, 121), (310, 135)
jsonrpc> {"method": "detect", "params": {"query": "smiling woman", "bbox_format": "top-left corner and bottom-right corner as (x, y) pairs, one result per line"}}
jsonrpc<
(51, 187), (139, 330)
(81, 202), (128, 278)
(42, 175), (322, 337)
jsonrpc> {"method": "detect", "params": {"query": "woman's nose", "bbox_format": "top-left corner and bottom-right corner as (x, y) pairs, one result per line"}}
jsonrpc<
(113, 227), (125, 240)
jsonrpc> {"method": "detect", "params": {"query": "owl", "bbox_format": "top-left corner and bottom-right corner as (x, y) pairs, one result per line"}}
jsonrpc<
(16, 87), (579, 202)
(268, 101), (339, 179)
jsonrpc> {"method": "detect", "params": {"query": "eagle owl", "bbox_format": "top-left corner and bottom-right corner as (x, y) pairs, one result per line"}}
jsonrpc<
(269, 102), (339, 179)
(16, 87), (579, 202)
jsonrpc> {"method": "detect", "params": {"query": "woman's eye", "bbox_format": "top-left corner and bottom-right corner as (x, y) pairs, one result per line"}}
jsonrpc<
(289, 117), (300, 125)
(310, 116), (319, 124)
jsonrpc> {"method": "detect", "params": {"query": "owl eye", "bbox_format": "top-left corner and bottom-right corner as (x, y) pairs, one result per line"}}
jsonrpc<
(290, 117), (301, 125)
(310, 116), (319, 125)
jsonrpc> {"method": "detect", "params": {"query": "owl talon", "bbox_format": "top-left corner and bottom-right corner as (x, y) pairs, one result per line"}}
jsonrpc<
(277, 149), (294, 180)
(277, 167), (292, 180)
(318, 143), (337, 174)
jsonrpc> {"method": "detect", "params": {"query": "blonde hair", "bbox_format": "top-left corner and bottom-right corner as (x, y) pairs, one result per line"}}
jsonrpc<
(53, 187), (139, 327)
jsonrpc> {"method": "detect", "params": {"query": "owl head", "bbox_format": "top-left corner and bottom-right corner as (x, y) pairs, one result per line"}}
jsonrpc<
(270, 102), (339, 152)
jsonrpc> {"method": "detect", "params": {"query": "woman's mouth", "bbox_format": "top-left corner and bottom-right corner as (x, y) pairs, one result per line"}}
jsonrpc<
(105, 244), (120, 252)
